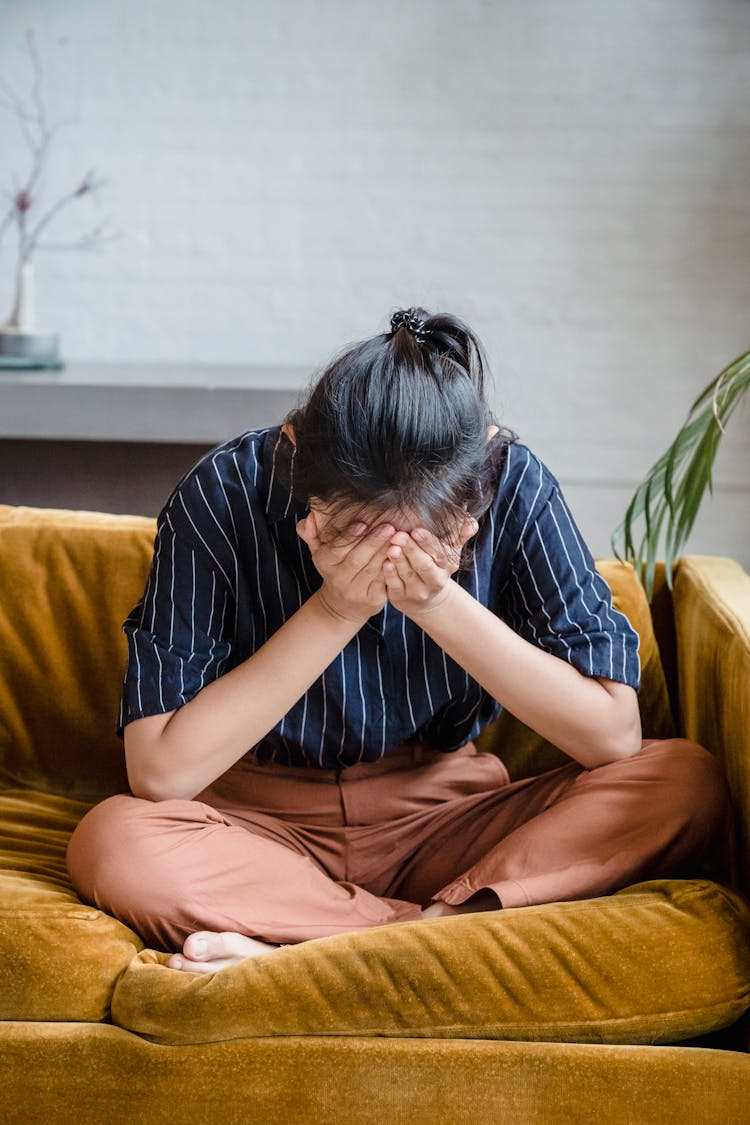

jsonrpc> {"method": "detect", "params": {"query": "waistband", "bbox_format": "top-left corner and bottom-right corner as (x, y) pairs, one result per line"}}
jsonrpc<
(237, 739), (480, 782)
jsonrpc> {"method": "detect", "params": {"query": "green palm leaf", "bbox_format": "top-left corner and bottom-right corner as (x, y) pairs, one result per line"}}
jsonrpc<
(611, 348), (750, 602)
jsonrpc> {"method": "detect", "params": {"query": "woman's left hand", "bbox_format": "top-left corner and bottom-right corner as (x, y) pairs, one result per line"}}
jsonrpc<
(382, 514), (479, 617)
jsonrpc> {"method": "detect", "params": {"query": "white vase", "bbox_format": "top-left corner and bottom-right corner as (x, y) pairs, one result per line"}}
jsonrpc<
(0, 256), (60, 362)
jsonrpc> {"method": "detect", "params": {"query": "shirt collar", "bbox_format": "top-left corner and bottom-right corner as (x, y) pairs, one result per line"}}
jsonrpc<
(262, 423), (309, 525)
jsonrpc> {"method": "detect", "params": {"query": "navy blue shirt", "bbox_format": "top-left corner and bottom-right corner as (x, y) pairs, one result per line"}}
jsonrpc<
(115, 424), (642, 767)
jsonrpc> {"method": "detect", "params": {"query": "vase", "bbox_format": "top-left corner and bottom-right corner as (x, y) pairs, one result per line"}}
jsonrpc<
(0, 256), (60, 362)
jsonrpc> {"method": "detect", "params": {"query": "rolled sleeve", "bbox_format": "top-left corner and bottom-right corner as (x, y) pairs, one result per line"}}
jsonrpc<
(115, 509), (234, 739)
(501, 475), (642, 691)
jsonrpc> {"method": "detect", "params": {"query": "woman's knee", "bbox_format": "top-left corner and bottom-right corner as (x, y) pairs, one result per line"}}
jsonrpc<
(638, 737), (732, 837)
(66, 792), (173, 905)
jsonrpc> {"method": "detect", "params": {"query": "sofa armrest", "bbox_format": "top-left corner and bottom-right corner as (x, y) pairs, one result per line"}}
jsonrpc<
(673, 555), (750, 899)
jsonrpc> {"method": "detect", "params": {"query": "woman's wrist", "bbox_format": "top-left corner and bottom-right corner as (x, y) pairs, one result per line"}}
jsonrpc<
(313, 586), (373, 628)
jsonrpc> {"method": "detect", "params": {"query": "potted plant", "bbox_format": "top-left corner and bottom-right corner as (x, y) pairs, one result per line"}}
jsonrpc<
(610, 348), (750, 602)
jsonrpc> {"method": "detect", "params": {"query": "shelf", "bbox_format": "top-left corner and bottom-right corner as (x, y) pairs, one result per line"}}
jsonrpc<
(0, 362), (311, 443)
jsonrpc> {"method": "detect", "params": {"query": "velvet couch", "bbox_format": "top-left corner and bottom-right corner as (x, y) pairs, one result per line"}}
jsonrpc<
(1, 501), (750, 1124)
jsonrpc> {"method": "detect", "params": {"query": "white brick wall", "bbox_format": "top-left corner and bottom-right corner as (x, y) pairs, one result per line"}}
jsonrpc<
(0, 0), (748, 565)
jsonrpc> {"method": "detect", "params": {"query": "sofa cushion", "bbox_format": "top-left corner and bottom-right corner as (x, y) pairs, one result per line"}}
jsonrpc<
(0, 789), (143, 1021)
(110, 878), (750, 1046)
(476, 558), (676, 777)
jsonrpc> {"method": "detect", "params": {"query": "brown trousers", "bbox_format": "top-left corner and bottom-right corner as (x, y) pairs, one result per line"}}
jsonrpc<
(66, 737), (731, 953)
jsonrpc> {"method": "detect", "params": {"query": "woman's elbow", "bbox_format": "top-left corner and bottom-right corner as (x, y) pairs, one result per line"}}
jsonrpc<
(594, 678), (643, 763)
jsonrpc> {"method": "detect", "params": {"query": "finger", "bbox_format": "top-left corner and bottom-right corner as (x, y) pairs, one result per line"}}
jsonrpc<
(360, 537), (399, 586)
(409, 523), (471, 568)
(339, 523), (396, 572)
(412, 515), (478, 554)
(387, 550), (415, 586)
(397, 533), (437, 577)
(462, 514), (480, 541)
(382, 557), (406, 597)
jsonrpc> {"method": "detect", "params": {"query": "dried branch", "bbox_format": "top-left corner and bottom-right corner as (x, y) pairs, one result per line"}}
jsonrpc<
(0, 28), (113, 265)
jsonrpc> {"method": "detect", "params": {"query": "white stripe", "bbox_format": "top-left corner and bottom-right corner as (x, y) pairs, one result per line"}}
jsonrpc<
(215, 589), (231, 676)
(267, 431), (302, 619)
(532, 504), (594, 674)
(134, 635), (143, 712)
(519, 537), (572, 660)
(283, 436), (296, 517)
(513, 456), (545, 553)
(453, 691), (482, 728)
(355, 632), (366, 762)
(375, 640), (386, 758)
(194, 477), (240, 629)
(154, 637), (165, 711)
(546, 490), (611, 677)
(299, 687), (309, 760)
(169, 524), (176, 648)
(189, 549), (196, 660)
(319, 668), (328, 767)
(267, 429), (281, 511)
(337, 651), (347, 765)
(149, 521), (164, 632)
(401, 612), (417, 731)
(557, 489), (639, 682)
(508, 557), (540, 643)
(420, 630), (434, 714)
(176, 492), (233, 590)
(233, 449), (265, 644)
(199, 571), (217, 691)
(496, 445), (531, 544)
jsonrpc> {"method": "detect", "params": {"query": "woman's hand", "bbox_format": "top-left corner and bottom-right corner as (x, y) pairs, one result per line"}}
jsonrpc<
(382, 515), (479, 617)
(296, 510), (396, 624)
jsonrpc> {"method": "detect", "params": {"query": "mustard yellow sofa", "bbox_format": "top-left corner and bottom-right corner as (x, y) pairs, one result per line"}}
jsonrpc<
(2, 502), (750, 1124)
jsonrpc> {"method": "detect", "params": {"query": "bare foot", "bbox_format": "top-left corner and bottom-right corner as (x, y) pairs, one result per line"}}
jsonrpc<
(167, 930), (285, 973)
(421, 889), (501, 919)
(421, 901), (461, 919)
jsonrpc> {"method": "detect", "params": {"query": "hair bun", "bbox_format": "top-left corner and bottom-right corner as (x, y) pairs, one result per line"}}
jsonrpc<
(390, 307), (427, 337)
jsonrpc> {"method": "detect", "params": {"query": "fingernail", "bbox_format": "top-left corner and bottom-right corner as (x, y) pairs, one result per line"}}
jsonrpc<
(172, 957), (183, 968)
(193, 938), (207, 956)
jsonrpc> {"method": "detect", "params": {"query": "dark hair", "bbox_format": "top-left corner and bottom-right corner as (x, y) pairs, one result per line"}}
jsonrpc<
(275, 305), (519, 574)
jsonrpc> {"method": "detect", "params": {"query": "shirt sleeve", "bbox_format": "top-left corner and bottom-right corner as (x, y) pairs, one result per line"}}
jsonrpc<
(499, 465), (642, 691)
(115, 507), (235, 739)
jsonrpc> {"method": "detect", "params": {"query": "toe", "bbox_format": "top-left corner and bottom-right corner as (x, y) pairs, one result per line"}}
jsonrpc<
(173, 956), (236, 974)
(183, 930), (224, 961)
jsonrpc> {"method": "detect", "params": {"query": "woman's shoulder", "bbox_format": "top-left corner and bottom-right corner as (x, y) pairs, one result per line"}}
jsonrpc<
(160, 426), (275, 539)
(494, 439), (561, 521)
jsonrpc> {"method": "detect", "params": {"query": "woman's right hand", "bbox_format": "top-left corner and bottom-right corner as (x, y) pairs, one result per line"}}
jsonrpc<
(296, 510), (396, 624)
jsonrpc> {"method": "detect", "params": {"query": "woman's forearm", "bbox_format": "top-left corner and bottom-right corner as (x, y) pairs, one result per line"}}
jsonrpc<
(410, 582), (642, 769)
(149, 591), (366, 801)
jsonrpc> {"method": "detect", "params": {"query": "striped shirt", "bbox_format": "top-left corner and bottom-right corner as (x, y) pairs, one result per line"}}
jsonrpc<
(115, 424), (642, 768)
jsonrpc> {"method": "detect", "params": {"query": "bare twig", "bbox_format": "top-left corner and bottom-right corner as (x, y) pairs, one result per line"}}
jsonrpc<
(0, 28), (113, 269)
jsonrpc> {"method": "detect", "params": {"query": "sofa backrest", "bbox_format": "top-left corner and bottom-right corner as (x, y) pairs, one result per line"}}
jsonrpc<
(0, 505), (156, 800)
(0, 504), (675, 802)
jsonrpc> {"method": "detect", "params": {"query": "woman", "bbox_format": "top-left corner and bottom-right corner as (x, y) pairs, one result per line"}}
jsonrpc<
(66, 306), (730, 975)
